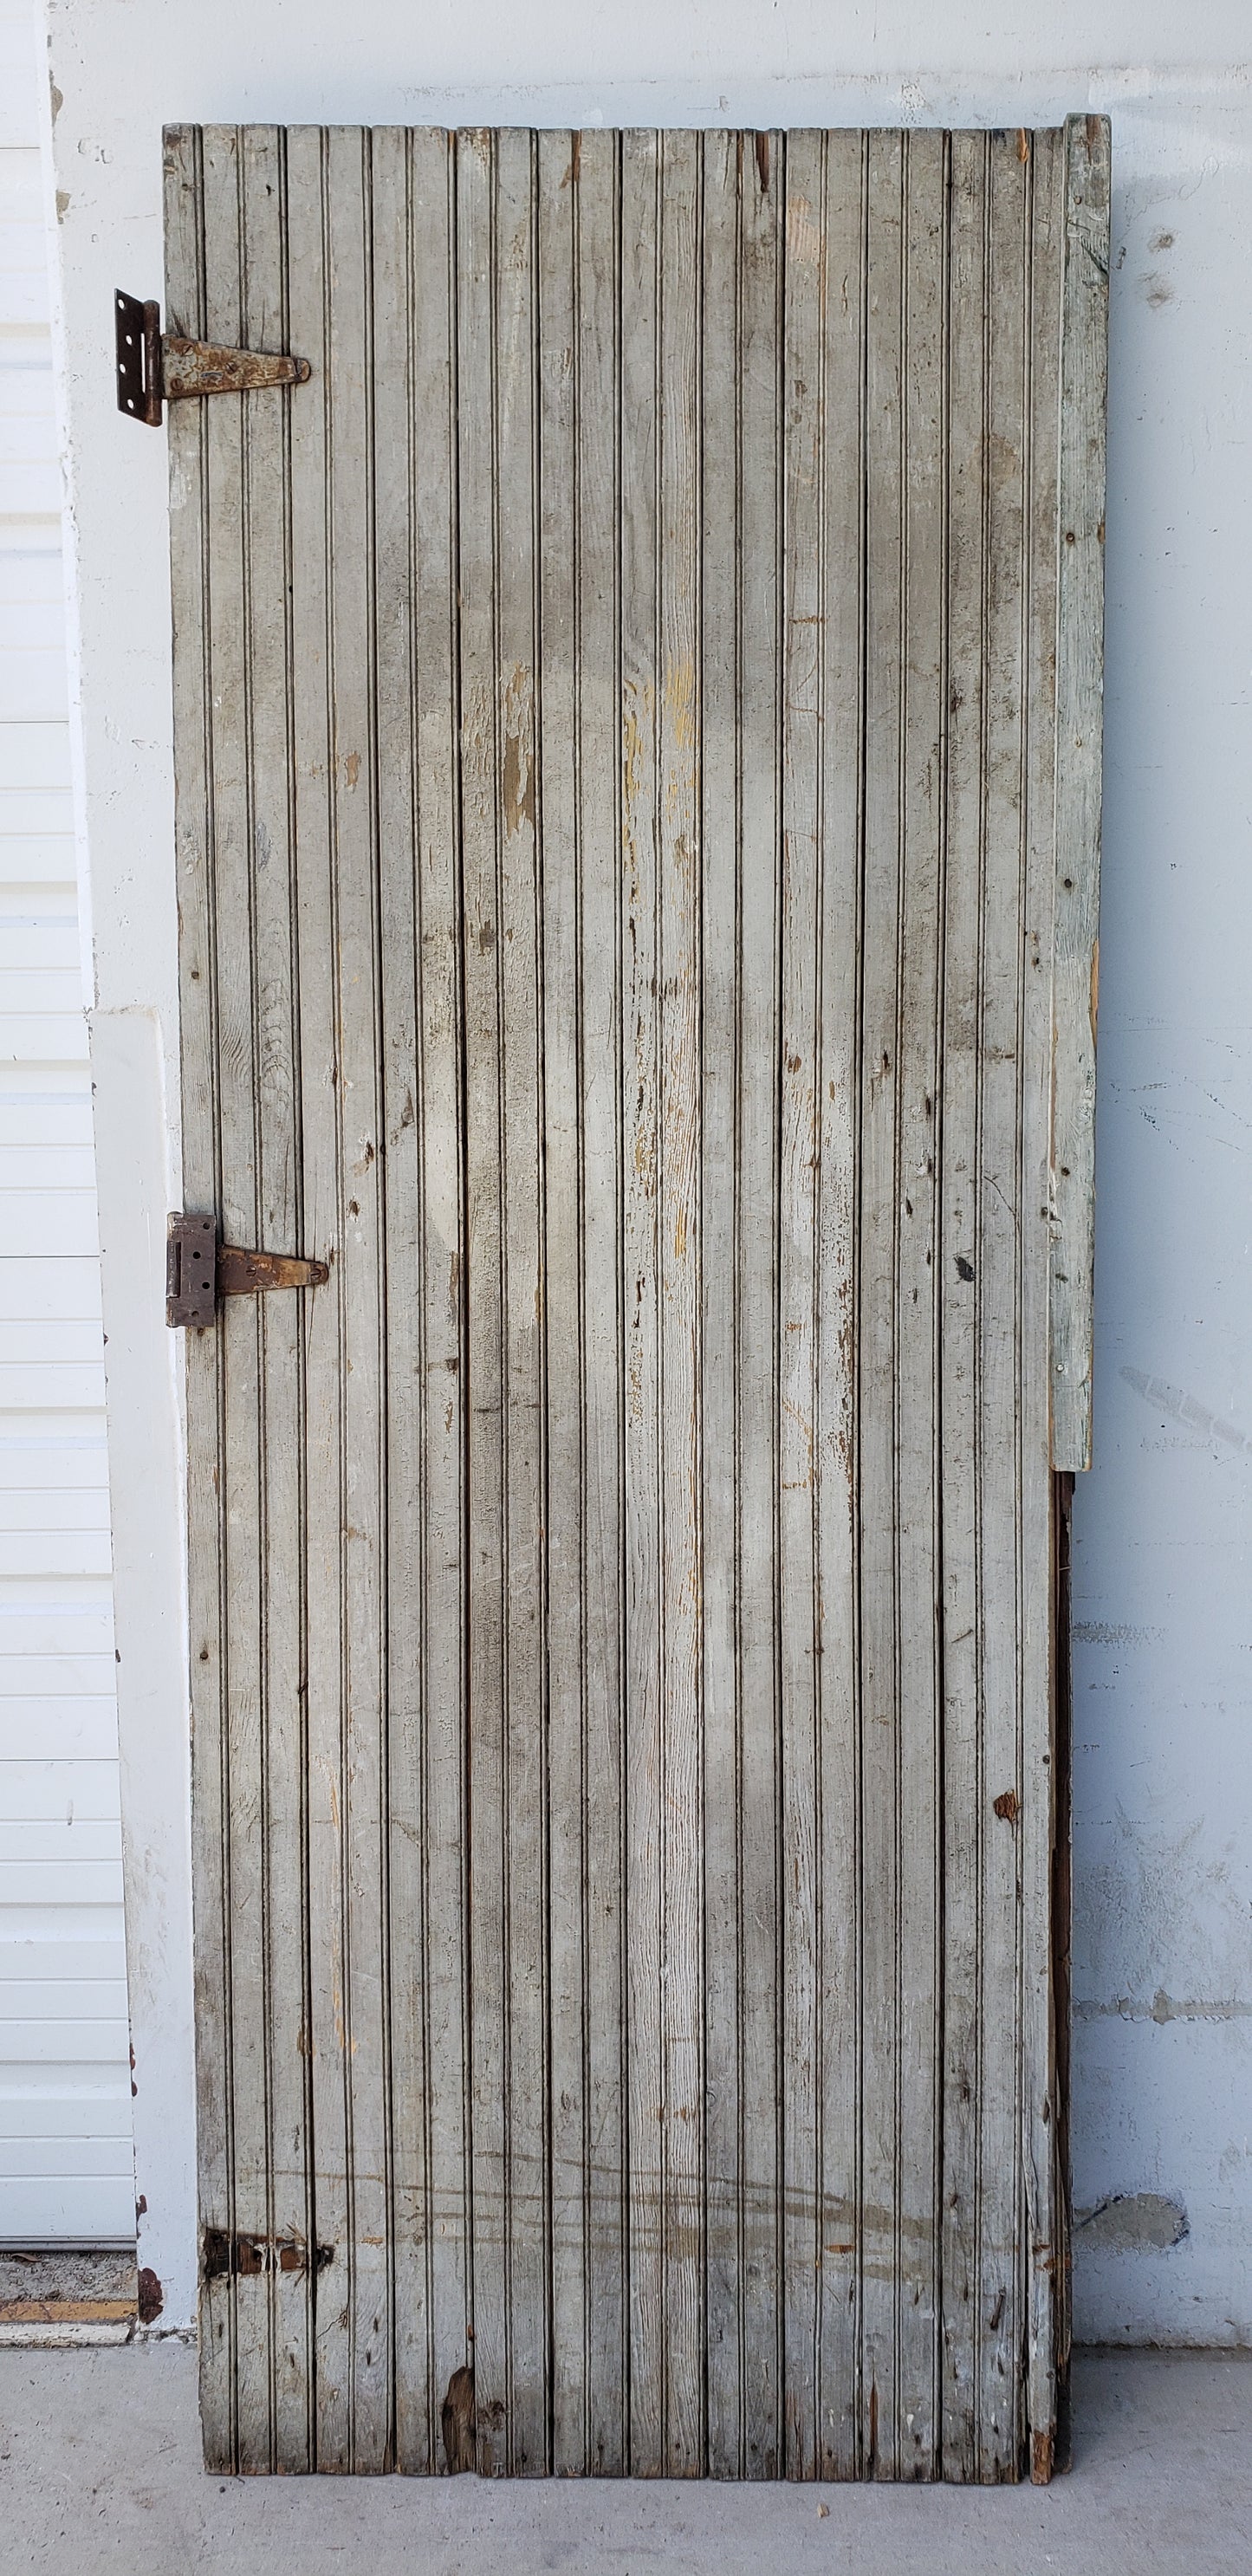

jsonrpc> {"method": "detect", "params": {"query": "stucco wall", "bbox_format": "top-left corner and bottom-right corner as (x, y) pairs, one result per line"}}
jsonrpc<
(40, 0), (1252, 2341)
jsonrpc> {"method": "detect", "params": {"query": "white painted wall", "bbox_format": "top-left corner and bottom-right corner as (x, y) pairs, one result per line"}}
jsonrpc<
(0, 0), (132, 2246)
(38, 0), (1252, 2340)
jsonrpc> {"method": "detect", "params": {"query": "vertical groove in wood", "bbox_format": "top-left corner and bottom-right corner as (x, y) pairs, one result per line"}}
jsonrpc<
(170, 120), (1099, 2486)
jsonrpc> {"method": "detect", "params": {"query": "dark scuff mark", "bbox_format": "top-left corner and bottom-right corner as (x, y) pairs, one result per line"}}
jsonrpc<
(137, 2267), (164, 2326)
(442, 2364), (477, 2473)
(956, 1255), (975, 1282)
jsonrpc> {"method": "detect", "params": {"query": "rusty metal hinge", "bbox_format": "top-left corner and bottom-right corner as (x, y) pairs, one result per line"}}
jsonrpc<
(115, 289), (310, 428)
(166, 1212), (329, 1328)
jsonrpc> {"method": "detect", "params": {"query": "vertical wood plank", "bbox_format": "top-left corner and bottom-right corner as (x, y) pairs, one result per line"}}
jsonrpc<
(165, 117), (234, 2475)
(573, 127), (631, 2476)
(971, 127), (1032, 2482)
(327, 125), (392, 2473)
(715, 129), (786, 2483)
(813, 124), (868, 2482)
(367, 120), (426, 2469)
(457, 124), (550, 2476)
(1049, 117), (1110, 1473)
(283, 121), (351, 2472)
(655, 127), (705, 2481)
(403, 121), (473, 2476)
(697, 122), (739, 2479)
(494, 122), (549, 2477)
(856, 128), (907, 2478)
(620, 121), (665, 2480)
(456, 121), (510, 2475)
(1023, 122), (1070, 2482)
(777, 123), (824, 2482)
(199, 122), (275, 2476)
(371, 124), (472, 2475)
(238, 122), (316, 2473)
(535, 122), (583, 2479)
(937, 125), (989, 2485)
(890, 126), (946, 2479)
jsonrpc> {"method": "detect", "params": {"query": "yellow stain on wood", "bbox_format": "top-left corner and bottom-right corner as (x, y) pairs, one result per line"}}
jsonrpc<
(502, 665), (535, 837)
(786, 193), (824, 267)
(663, 654), (696, 752)
(621, 680), (653, 869)
(0, 2299), (134, 2324)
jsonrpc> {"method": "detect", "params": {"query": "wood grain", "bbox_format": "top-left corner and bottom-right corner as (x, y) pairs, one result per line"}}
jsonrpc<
(169, 120), (1106, 2482)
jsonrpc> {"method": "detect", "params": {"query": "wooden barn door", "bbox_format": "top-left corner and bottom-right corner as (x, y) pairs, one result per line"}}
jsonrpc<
(166, 117), (1107, 2481)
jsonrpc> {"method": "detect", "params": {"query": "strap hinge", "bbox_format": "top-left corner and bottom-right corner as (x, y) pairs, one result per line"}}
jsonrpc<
(166, 1213), (329, 1328)
(116, 289), (311, 427)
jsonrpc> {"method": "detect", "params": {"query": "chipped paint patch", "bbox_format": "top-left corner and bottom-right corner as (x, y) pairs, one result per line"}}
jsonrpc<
(1075, 2192), (1189, 2252)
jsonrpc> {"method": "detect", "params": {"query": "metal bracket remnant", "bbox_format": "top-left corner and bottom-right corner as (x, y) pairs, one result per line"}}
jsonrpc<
(116, 289), (311, 428)
(166, 1212), (329, 1328)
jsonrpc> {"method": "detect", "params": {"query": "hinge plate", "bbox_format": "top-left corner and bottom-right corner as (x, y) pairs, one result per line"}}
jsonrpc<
(116, 289), (310, 427)
(166, 1214), (328, 1327)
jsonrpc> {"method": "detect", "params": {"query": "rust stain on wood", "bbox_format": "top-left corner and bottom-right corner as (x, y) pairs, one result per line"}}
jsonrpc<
(202, 2228), (333, 2281)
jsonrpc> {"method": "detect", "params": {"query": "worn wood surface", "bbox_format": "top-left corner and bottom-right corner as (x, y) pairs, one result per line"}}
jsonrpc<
(168, 120), (1107, 2482)
(1050, 116), (1111, 1473)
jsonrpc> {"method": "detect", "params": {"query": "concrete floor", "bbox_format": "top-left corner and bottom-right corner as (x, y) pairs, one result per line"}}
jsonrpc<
(0, 2345), (1248, 2573)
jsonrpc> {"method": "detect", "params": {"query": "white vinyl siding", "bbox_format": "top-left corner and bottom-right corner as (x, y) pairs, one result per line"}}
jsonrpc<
(0, 0), (132, 2242)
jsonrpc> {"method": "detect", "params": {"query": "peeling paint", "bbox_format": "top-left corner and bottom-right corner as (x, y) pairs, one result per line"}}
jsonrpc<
(1075, 2193), (1189, 2253)
(1074, 1990), (1252, 2025)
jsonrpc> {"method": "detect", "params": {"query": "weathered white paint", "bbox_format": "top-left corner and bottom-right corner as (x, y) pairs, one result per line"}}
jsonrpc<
(0, 0), (131, 2246)
(37, 0), (1252, 2343)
